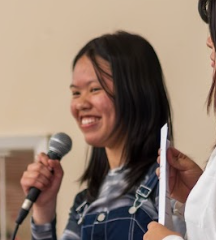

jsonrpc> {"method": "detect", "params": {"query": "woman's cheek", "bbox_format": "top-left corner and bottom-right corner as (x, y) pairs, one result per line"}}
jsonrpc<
(70, 102), (77, 118)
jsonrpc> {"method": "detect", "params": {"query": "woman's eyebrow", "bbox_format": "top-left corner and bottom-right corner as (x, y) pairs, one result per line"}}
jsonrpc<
(69, 80), (98, 89)
(69, 84), (77, 89)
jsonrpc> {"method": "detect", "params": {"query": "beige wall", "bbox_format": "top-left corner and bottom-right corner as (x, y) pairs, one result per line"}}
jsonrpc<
(1, 0), (215, 236)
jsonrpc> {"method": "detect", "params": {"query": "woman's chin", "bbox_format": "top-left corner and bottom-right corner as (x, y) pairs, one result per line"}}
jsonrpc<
(85, 138), (104, 148)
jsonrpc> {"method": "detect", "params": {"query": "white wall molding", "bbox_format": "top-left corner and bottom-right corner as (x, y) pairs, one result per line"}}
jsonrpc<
(0, 135), (49, 155)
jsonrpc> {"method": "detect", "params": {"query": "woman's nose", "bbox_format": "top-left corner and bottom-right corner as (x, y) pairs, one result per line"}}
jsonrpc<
(76, 97), (91, 110)
(206, 36), (213, 49)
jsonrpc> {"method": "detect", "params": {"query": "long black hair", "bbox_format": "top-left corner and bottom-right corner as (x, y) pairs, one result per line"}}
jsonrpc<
(72, 31), (173, 201)
(198, 0), (216, 112)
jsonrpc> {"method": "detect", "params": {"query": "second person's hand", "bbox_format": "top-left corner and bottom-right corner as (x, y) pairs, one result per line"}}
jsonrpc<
(163, 147), (203, 203)
(143, 221), (182, 240)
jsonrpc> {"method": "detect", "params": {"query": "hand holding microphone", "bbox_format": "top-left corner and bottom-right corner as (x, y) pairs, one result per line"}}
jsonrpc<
(17, 132), (72, 225)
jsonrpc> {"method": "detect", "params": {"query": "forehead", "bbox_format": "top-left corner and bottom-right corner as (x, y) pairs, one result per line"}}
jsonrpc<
(73, 55), (96, 79)
(72, 55), (112, 84)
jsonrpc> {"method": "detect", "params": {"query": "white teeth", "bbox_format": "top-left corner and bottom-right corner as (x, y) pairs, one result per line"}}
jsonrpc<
(81, 117), (97, 125)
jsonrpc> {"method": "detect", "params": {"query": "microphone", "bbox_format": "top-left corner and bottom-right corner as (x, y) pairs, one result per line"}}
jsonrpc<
(15, 132), (72, 225)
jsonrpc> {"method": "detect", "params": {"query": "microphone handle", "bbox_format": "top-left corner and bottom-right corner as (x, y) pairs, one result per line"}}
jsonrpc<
(15, 188), (41, 225)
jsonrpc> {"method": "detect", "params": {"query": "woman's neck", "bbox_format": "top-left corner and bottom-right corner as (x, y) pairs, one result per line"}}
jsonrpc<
(105, 142), (125, 169)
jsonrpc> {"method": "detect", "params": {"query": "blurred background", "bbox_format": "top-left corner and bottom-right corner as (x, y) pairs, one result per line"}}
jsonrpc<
(0, 0), (215, 238)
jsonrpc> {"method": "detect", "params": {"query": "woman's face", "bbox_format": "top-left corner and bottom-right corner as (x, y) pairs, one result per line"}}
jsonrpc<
(207, 36), (216, 69)
(70, 55), (117, 148)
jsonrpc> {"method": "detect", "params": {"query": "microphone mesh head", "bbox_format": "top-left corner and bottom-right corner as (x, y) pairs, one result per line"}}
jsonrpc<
(49, 132), (72, 157)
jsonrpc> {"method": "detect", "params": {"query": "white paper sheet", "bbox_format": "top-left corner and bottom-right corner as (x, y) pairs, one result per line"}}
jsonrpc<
(158, 123), (174, 230)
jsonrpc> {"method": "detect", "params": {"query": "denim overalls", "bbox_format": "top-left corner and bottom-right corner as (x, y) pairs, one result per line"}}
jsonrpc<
(75, 170), (158, 240)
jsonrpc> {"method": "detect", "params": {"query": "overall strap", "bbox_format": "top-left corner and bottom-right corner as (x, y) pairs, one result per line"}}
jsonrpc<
(129, 164), (159, 214)
(136, 169), (159, 199)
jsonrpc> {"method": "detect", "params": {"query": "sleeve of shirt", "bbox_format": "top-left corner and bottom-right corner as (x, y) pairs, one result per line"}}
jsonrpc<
(173, 201), (185, 219)
(171, 200), (186, 235)
(31, 189), (87, 240)
(31, 217), (57, 240)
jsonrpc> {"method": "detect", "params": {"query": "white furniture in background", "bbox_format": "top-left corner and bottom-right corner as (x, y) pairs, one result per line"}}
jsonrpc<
(0, 135), (49, 240)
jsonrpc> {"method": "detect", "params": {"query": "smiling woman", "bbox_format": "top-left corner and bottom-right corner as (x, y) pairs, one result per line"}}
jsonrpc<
(20, 30), (185, 240)
(70, 55), (116, 150)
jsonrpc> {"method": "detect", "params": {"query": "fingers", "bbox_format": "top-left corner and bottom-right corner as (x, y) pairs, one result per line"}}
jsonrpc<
(21, 162), (52, 194)
(167, 147), (196, 171)
(144, 222), (182, 240)
(20, 153), (63, 195)
(155, 167), (160, 178)
(143, 222), (163, 240)
(143, 232), (148, 240)
(36, 153), (52, 169)
(147, 221), (158, 230)
(157, 148), (161, 164)
(166, 147), (184, 169)
(157, 155), (160, 165)
(158, 147), (183, 166)
(38, 153), (63, 178)
(48, 159), (64, 179)
(143, 222), (154, 240)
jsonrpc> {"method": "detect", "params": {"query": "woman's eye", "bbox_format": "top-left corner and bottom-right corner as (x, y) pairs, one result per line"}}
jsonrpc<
(91, 87), (101, 92)
(72, 91), (80, 97)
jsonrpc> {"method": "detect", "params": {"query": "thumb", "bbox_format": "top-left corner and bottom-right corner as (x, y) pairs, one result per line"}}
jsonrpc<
(167, 147), (189, 170)
(48, 160), (64, 179)
(147, 221), (158, 230)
